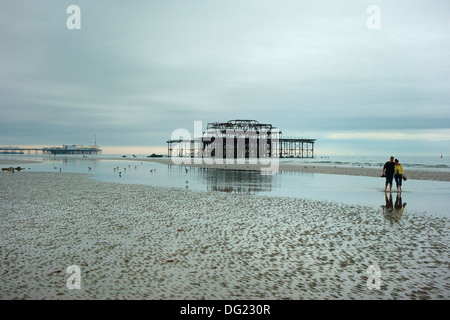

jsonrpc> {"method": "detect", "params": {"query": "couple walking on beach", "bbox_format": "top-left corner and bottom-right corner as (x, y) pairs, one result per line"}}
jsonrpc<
(382, 156), (406, 193)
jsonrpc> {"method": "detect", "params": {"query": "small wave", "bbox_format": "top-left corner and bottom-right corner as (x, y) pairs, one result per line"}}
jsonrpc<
(283, 156), (450, 171)
(405, 163), (449, 169)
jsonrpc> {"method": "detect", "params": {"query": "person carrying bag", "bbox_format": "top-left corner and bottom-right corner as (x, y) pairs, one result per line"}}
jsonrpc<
(394, 159), (406, 192)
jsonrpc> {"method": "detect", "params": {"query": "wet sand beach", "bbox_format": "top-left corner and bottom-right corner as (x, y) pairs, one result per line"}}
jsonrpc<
(0, 171), (448, 299)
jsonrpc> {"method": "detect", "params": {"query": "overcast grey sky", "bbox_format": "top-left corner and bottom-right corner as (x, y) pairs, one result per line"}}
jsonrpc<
(1, 0), (449, 155)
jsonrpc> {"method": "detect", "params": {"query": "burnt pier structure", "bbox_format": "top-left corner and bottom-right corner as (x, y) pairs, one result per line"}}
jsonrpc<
(167, 119), (315, 159)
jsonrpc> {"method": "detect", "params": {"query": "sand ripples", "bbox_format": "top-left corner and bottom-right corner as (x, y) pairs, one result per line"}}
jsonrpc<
(0, 172), (448, 299)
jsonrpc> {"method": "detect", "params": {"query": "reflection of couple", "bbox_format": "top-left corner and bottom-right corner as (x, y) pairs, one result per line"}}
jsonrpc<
(381, 192), (407, 225)
(382, 156), (406, 193)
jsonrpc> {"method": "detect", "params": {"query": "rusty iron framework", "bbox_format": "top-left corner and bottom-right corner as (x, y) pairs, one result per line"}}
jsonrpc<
(167, 119), (315, 159)
(279, 138), (316, 158)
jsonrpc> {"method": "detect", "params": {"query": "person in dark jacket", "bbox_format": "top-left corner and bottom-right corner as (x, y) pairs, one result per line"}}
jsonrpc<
(382, 156), (395, 192)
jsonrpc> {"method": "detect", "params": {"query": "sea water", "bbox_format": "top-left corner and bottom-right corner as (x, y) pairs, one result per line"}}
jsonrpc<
(2, 154), (450, 216)
(280, 155), (450, 172)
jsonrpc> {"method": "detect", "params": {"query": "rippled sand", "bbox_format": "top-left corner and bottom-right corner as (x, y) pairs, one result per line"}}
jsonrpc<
(0, 172), (448, 299)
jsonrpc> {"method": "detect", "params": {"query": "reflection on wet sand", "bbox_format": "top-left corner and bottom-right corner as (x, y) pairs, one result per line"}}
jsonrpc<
(381, 192), (407, 225)
(205, 169), (273, 194)
(9, 157), (449, 216)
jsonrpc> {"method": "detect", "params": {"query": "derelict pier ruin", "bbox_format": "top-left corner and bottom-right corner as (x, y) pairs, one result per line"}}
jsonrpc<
(167, 119), (316, 159)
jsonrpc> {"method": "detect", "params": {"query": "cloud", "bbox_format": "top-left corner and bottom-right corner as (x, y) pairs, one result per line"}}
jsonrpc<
(325, 129), (450, 141)
(0, 0), (449, 154)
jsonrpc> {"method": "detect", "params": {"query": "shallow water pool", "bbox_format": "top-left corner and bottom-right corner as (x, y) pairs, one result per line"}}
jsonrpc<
(3, 156), (450, 217)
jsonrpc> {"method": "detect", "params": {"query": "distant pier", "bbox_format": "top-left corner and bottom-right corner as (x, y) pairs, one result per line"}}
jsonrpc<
(0, 147), (42, 155)
(0, 144), (102, 155)
(42, 145), (102, 155)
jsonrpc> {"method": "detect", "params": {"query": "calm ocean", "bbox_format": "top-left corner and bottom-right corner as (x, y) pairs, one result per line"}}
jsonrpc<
(2, 153), (450, 216)
(281, 155), (450, 172)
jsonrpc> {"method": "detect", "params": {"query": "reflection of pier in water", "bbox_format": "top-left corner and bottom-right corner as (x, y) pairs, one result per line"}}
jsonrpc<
(204, 169), (273, 194)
